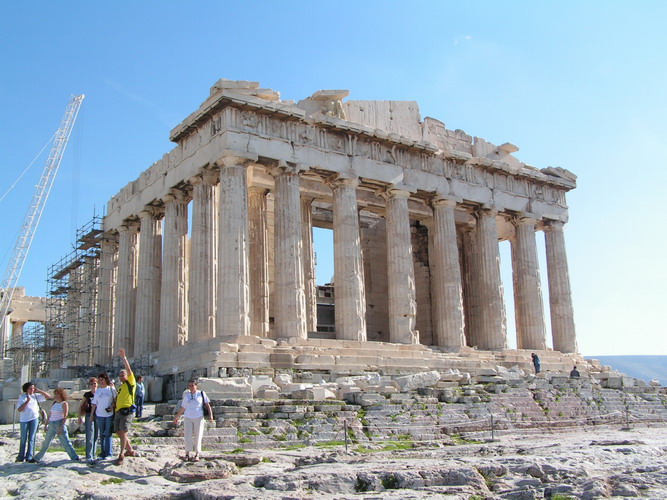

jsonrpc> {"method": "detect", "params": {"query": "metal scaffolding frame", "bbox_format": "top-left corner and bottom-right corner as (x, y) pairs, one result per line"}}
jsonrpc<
(44, 215), (110, 374)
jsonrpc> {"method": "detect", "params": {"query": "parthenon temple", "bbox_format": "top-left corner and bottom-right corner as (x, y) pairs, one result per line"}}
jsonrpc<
(5, 78), (583, 377)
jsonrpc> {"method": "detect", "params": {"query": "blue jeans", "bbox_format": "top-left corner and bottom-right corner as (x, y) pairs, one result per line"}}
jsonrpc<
(135, 394), (144, 418)
(97, 415), (113, 458)
(17, 418), (39, 461)
(84, 414), (99, 461)
(34, 419), (79, 461)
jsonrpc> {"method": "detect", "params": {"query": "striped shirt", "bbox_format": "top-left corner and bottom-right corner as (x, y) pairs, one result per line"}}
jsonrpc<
(50, 401), (65, 422)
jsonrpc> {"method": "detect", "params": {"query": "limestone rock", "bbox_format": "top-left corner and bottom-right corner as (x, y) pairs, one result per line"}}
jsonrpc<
(161, 459), (238, 482)
(394, 371), (442, 391)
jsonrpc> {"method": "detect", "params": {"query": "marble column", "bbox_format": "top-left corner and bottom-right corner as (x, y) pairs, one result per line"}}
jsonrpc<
(188, 170), (218, 342)
(429, 198), (465, 348)
(94, 237), (117, 365)
(461, 225), (482, 347)
(160, 189), (189, 351)
(475, 208), (507, 350)
(114, 221), (139, 357)
(332, 177), (367, 341)
(248, 187), (269, 337)
(11, 321), (25, 348)
(273, 166), (307, 340)
(217, 157), (251, 339)
(301, 196), (317, 333)
(511, 216), (547, 350)
(544, 220), (578, 353)
(78, 257), (96, 366)
(384, 188), (418, 344)
(134, 207), (163, 356)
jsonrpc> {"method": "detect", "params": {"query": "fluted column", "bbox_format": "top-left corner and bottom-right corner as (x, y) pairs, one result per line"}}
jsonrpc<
(475, 208), (507, 350)
(217, 156), (251, 339)
(248, 187), (269, 337)
(332, 177), (366, 341)
(114, 221), (139, 357)
(11, 321), (25, 348)
(384, 188), (418, 344)
(544, 220), (577, 353)
(429, 198), (465, 348)
(160, 189), (189, 350)
(461, 225), (482, 347)
(94, 237), (117, 364)
(301, 196), (317, 332)
(134, 207), (163, 356)
(188, 170), (218, 342)
(273, 166), (307, 340)
(511, 216), (547, 350)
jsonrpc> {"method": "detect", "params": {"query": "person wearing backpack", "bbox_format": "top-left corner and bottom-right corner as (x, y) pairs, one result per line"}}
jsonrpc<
(172, 379), (214, 462)
(113, 348), (139, 465)
(16, 382), (52, 462)
(78, 377), (98, 464)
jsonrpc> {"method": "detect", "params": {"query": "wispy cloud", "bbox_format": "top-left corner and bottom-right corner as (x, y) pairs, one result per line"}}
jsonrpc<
(103, 78), (180, 127)
(454, 35), (473, 46)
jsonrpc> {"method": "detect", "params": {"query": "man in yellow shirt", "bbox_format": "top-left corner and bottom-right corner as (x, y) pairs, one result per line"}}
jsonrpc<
(114, 348), (139, 465)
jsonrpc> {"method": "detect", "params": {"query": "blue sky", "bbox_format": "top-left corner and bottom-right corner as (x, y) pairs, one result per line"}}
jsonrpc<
(1, 1), (666, 356)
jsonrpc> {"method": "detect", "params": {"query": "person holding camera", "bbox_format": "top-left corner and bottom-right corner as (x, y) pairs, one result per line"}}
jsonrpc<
(113, 348), (139, 465)
(90, 372), (116, 460)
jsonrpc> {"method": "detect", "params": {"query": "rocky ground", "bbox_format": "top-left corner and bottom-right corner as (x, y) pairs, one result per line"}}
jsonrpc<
(1, 405), (666, 499)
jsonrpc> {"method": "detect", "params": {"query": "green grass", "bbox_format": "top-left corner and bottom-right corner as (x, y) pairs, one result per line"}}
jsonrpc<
(280, 443), (306, 450)
(354, 440), (414, 453)
(230, 447), (245, 453)
(450, 434), (483, 445)
(101, 478), (125, 485)
(314, 440), (346, 448)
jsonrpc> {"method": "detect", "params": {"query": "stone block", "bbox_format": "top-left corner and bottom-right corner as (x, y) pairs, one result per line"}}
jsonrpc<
(255, 388), (280, 399)
(269, 352), (295, 368)
(281, 383), (314, 394)
(57, 380), (77, 391)
(273, 373), (292, 388)
(249, 375), (275, 392)
(197, 377), (252, 399)
(394, 371), (442, 391)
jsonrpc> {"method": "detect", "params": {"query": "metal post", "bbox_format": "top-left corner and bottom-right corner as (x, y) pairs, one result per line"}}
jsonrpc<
(490, 413), (495, 441)
(344, 420), (348, 453)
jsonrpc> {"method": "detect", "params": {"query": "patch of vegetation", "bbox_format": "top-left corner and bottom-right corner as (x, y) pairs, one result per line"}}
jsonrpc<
(260, 427), (273, 435)
(239, 437), (251, 444)
(381, 473), (400, 489)
(261, 457), (272, 463)
(396, 433), (412, 441)
(355, 476), (372, 492)
(230, 447), (245, 453)
(280, 443), (306, 450)
(551, 495), (576, 500)
(355, 440), (415, 453)
(274, 432), (287, 441)
(314, 440), (346, 448)
(450, 434), (483, 445)
(101, 478), (125, 485)
(246, 429), (261, 436)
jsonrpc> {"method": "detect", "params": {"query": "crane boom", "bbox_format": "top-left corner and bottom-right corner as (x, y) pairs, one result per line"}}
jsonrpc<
(0, 94), (85, 357)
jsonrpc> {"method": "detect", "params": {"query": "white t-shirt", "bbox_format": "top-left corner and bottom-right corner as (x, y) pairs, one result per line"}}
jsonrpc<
(91, 386), (116, 417)
(16, 393), (46, 423)
(180, 390), (210, 419)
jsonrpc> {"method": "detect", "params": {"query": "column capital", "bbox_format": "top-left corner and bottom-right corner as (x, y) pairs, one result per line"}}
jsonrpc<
(431, 196), (460, 208)
(544, 219), (565, 232)
(248, 185), (269, 196)
(189, 167), (219, 186)
(269, 161), (308, 177)
(474, 206), (498, 219)
(512, 213), (539, 228)
(118, 219), (140, 233)
(215, 151), (258, 168)
(380, 184), (414, 201)
(162, 187), (190, 205)
(327, 173), (359, 190)
(139, 206), (165, 220)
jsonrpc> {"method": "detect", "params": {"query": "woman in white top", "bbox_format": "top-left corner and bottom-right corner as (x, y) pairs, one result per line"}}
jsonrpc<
(33, 388), (79, 462)
(16, 382), (52, 462)
(90, 373), (116, 460)
(173, 379), (214, 461)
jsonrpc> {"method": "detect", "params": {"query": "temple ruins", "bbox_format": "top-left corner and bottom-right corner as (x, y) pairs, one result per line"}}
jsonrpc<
(3, 78), (584, 378)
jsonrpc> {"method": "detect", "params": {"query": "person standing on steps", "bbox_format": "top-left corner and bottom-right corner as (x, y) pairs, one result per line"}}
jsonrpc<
(172, 379), (214, 462)
(135, 375), (145, 418)
(78, 377), (99, 464)
(114, 348), (140, 465)
(90, 373), (116, 460)
(531, 353), (541, 374)
(33, 388), (80, 462)
(16, 382), (52, 463)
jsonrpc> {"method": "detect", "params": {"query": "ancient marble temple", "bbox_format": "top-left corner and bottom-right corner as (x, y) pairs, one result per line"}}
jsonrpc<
(96, 79), (578, 374)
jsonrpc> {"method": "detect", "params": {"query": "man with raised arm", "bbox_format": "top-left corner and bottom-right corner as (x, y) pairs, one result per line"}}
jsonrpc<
(114, 348), (139, 465)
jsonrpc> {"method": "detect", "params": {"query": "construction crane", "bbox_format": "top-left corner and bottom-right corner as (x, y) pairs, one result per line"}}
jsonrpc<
(0, 94), (85, 357)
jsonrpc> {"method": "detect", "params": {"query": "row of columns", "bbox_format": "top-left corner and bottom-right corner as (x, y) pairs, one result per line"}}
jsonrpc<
(107, 159), (577, 357)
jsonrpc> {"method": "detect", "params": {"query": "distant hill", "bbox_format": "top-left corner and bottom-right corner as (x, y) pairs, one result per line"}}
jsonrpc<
(586, 355), (666, 385)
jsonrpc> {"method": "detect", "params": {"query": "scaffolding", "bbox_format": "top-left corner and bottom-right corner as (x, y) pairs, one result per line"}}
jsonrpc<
(45, 215), (111, 374)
